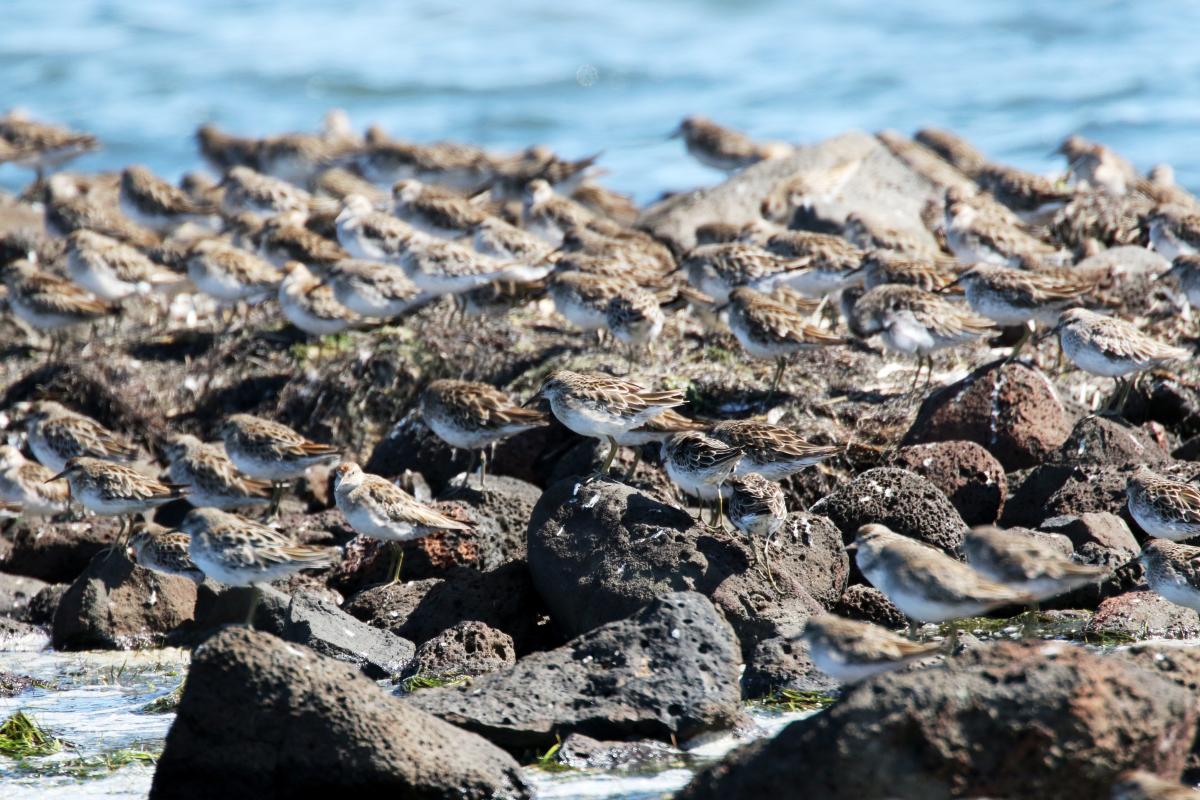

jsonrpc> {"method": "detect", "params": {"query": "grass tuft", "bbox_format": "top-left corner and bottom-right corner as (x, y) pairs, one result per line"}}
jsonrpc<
(0, 711), (65, 758)
(397, 673), (470, 692)
(751, 689), (837, 713)
(139, 681), (185, 714)
(13, 748), (158, 778)
(530, 736), (572, 773)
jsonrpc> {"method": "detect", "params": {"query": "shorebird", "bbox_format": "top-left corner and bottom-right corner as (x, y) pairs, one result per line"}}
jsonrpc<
(682, 243), (811, 306)
(521, 178), (612, 246)
(1110, 770), (1200, 800)
(0, 445), (70, 517)
(419, 379), (549, 487)
(662, 431), (742, 526)
(670, 115), (791, 173)
(1051, 308), (1190, 415)
(334, 194), (421, 264)
(1147, 206), (1200, 262)
(323, 259), (423, 320)
(943, 186), (1065, 267)
(1140, 538), (1200, 614)
(185, 238), (280, 306)
(0, 109), (98, 180)
(218, 414), (339, 516)
(1126, 466), (1200, 541)
(119, 165), (218, 232)
(726, 472), (788, 584)
(219, 165), (313, 221)
(48, 457), (186, 544)
(854, 251), (960, 293)
(853, 523), (1032, 631)
(331, 461), (471, 584)
(14, 400), (137, 473)
(1, 259), (112, 353)
(162, 433), (272, 511)
(527, 370), (686, 476)
(65, 230), (183, 302)
(962, 525), (1107, 601)
(1159, 255), (1200, 316)
(710, 419), (841, 480)
(800, 614), (943, 684)
(1057, 134), (1141, 197)
(127, 524), (205, 582)
(725, 286), (847, 394)
(975, 163), (1073, 224)
(391, 178), (487, 238)
(278, 261), (359, 337)
(914, 128), (988, 178)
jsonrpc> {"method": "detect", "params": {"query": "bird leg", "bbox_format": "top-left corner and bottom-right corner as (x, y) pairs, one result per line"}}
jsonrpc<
(908, 356), (925, 395)
(244, 585), (262, 627)
(1007, 322), (1034, 362)
(387, 543), (406, 586)
(768, 357), (787, 399)
(622, 446), (642, 482)
(598, 435), (619, 477)
(266, 482), (283, 520)
(763, 529), (780, 593)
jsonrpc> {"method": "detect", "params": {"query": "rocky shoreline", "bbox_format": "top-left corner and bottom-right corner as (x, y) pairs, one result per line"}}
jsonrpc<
(1, 117), (1200, 798)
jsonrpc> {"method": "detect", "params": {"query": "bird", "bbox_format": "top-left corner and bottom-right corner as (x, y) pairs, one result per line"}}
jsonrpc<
(323, 258), (423, 320)
(1126, 466), (1200, 541)
(0, 445), (70, 516)
(1139, 538), (1200, 614)
(391, 178), (487, 238)
(1159, 255), (1200, 315)
(127, 524), (205, 582)
(725, 286), (847, 395)
(419, 379), (549, 488)
(65, 229), (184, 302)
(119, 165), (218, 232)
(161, 433), (273, 511)
(48, 457), (186, 544)
(1146, 206), (1200, 262)
(1, 259), (112, 352)
(277, 261), (359, 337)
(670, 115), (791, 173)
(710, 419), (842, 481)
(853, 523), (1032, 631)
(943, 187), (1066, 268)
(661, 431), (743, 526)
(331, 462), (471, 584)
(218, 414), (339, 517)
(800, 613), (943, 684)
(0, 109), (98, 180)
(185, 238), (281, 306)
(14, 400), (137, 473)
(1051, 308), (1190, 415)
(975, 163), (1073, 224)
(682, 243), (811, 306)
(1057, 135), (1141, 197)
(1110, 770), (1200, 800)
(726, 472), (788, 585)
(527, 370), (686, 477)
(219, 165), (313, 221)
(962, 525), (1107, 601)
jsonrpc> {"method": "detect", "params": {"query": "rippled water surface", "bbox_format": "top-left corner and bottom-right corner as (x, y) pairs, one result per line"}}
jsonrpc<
(3, 1), (1200, 200)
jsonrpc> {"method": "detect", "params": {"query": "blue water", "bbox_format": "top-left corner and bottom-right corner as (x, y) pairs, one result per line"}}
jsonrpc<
(3, 0), (1200, 202)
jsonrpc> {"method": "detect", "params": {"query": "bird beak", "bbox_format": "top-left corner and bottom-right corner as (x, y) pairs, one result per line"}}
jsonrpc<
(844, 541), (859, 552)
(668, 125), (684, 140)
(45, 470), (68, 484)
(936, 275), (964, 294)
(522, 389), (544, 409)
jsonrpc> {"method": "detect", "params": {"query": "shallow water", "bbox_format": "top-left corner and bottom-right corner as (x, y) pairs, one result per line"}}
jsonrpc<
(0, 648), (811, 798)
(3, 1), (1200, 201)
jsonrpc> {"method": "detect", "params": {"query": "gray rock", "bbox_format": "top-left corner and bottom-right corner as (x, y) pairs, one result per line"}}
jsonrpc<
(1085, 591), (1200, 640)
(151, 628), (531, 800)
(741, 636), (838, 698)
(403, 620), (516, 680)
(0, 616), (50, 651)
(1, 516), (122, 583)
(677, 641), (1196, 800)
(639, 131), (938, 252)
(1038, 512), (1140, 567)
(437, 475), (543, 569)
(1057, 415), (1168, 468)
(527, 479), (842, 656)
(833, 584), (907, 628)
(892, 440), (1007, 525)
(809, 467), (966, 553)
(1003, 464), (1131, 528)
(22, 582), (67, 626)
(0, 573), (49, 620)
(405, 592), (743, 751)
(556, 733), (681, 771)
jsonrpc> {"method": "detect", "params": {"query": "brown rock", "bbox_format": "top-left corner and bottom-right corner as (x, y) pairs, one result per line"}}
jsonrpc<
(1085, 591), (1200, 640)
(2, 517), (122, 583)
(905, 360), (1074, 471)
(402, 621), (516, 680)
(833, 584), (907, 628)
(893, 440), (1007, 525)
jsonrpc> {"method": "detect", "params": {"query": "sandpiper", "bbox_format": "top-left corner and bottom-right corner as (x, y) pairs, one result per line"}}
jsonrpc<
(948, 263), (1092, 356)
(853, 523), (1032, 627)
(402, 235), (531, 295)
(48, 456), (185, 541)
(0, 110), (98, 180)
(66, 230), (183, 302)
(186, 239), (280, 305)
(219, 413), (339, 515)
(278, 261), (359, 337)
(15, 400), (137, 473)
(1, 259), (111, 347)
(761, 230), (865, 296)
(127, 524), (205, 582)
(847, 283), (993, 391)
(710, 418), (842, 480)
(391, 179), (486, 238)
(1110, 770), (1200, 800)
(219, 165), (313, 221)
(1147, 206), (1200, 262)
(467, 217), (554, 263)
(162, 433), (272, 511)
(1160, 255), (1200, 312)
(854, 251), (959, 293)
(324, 258), (423, 319)
(1052, 308), (1189, 414)
(800, 614), (943, 684)
(1126, 466), (1200, 541)
(610, 409), (706, 478)
(943, 187), (1065, 267)
(0, 445), (70, 516)
(119, 165), (218, 232)
(252, 211), (348, 269)
(346, 134), (493, 192)
(335, 194), (422, 263)
(975, 163), (1073, 224)
(670, 115), (791, 173)
(331, 461), (471, 584)
(662, 431), (742, 525)
(962, 525), (1107, 601)
(419, 379), (549, 486)
(605, 290), (665, 353)
(549, 271), (635, 335)
(528, 370), (686, 476)
(521, 178), (610, 246)
(726, 286), (847, 393)
(683, 243), (811, 306)
(1140, 538), (1200, 613)
(726, 472), (786, 539)
(43, 177), (157, 247)
(913, 128), (988, 178)
(1057, 135), (1141, 197)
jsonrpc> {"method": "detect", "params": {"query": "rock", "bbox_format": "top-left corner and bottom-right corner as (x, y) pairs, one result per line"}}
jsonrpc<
(527, 479), (841, 656)
(1038, 512), (1140, 567)
(1085, 591), (1200, 640)
(555, 733), (681, 771)
(833, 584), (907, 629)
(546, 438), (677, 504)
(1057, 415), (1168, 468)
(808, 467), (965, 553)
(1119, 644), (1200, 694)
(0, 671), (45, 697)
(52, 550), (197, 651)
(23, 583), (67, 626)
(904, 360), (1074, 471)
(741, 636), (838, 698)
(0, 616), (50, 651)
(402, 621), (516, 680)
(405, 593), (743, 751)
(1, 517), (122, 583)
(892, 440), (1007, 525)
(0, 573), (49, 619)
(1002, 464), (1130, 528)
(678, 641), (1196, 800)
(639, 131), (938, 253)
(151, 627), (532, 800)
(436, 475), (542, 568)
(343, 561), (558, 655)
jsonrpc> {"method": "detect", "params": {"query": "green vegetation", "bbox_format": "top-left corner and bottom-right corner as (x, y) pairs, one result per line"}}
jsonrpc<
(0, 711), (64, 758)
(397, 673), (470, 692)
(140, 681), (185, 714)
(12, 748), (159, 779)
(530, 736), (572, 773)
(751, 689), (837, 713)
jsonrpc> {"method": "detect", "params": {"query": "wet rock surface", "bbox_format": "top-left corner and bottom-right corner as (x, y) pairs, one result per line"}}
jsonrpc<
(0, 573), (50, 619)
(2, 517), (123, 583)
(679, 641), (1197, 800)
(1085, 591), (1200, 640)
(402, 620), (516, 680)
(0, 616), (50, 651)
(405, 592), (743, 751)
(152, 627), (532, 800)
(741, 635), (837, 698)
(554, 733), (682, 771)
(892, 440), (1007, 525)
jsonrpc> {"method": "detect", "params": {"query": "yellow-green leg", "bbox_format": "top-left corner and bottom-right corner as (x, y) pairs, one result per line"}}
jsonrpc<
(244, 585), (262, 627)
(599, 436), (619, 477)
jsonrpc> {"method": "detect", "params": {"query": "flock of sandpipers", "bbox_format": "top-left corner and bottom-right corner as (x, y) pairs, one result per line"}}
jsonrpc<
(2, 108), (1200, 672)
